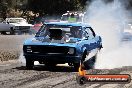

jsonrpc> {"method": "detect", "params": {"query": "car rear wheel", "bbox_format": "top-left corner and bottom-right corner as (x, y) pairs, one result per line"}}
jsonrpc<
(26, 58), (34, 70)
(83, 55), (97, 70)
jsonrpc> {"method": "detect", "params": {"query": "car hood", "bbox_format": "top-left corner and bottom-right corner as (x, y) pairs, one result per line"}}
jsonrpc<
(24, 37), (80, 47)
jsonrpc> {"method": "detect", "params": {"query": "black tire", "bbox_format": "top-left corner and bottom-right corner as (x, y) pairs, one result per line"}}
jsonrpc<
(83, 55), (97, 70)
(10, 31), (15, 35)
(73, 63), (80, 71)
(68, 63), (73, 66)
(26, 58), (34, 70)
(10, 27), (15, 35)
(1, 31), (7, 35)
(76, 76), (87, 85)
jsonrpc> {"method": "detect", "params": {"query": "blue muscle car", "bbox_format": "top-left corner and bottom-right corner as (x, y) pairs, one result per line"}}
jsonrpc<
(23, 22), (102, 70)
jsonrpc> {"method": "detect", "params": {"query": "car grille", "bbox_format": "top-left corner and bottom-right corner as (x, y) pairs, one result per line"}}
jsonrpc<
(24, 45), (69, 55)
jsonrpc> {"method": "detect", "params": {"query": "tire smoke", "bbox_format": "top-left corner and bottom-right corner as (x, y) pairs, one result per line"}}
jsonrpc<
(19, 53), (39, 66)
(18, 53), (26, 65)
(84, 0), (132, 69)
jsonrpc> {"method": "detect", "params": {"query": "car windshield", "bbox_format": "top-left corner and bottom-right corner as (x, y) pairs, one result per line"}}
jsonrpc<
(61, 13), (83, 22)
(35, 24), (82, 39)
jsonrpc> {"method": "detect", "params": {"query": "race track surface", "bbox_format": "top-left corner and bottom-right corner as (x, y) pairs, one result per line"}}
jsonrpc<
(0, 60), (132, 88)
(0, 35), (132, 88)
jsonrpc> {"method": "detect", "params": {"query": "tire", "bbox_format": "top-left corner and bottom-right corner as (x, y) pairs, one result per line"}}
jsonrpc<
(73, 63), (80, 71)
(26, 58), (34, 70)
(1, 31), (7, 35)
(10, 27), (15, 35)
(10, 31), (15, 35)
(83, 55), (97, 70)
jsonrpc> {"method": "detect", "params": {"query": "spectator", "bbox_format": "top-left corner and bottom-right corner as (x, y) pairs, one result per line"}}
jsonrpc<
(68, 13), (77, 22)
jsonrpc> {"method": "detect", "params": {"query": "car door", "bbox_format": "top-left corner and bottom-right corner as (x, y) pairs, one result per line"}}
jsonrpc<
(87, 27), (102, 49)
(82, 27), (100, 60)
(82, 27), (97, 51)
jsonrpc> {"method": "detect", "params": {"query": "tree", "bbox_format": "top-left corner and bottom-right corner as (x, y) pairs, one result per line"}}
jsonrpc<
(28, 0), (88, 15)
(0, 2), (8, 19)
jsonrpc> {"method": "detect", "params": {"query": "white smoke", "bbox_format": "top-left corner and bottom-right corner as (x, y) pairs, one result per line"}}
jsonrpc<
(18, 52), (39, 66)
(18, 53), (26, 65)
(84, 0), (132, 69)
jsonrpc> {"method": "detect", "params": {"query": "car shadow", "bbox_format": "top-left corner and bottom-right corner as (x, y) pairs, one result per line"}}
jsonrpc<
(14, 65), (77, 72)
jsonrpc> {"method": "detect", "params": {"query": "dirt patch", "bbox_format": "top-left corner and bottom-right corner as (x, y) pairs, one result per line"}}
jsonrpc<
(0, 35), (33, 61)
(0, 50), (19, 61)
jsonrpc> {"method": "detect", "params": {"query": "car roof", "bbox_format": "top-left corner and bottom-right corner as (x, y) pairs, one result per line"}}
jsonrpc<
(45, 22), (91, 27)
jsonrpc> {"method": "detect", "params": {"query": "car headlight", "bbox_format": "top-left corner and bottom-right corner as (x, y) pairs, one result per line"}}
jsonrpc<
(68, 48), (75, 54)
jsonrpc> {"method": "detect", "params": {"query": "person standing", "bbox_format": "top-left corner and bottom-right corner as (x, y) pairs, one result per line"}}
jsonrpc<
(68, 13), (77, 22)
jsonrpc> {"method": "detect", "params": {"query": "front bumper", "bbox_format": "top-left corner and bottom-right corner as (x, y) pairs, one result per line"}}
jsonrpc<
(24, 53), (81, 63)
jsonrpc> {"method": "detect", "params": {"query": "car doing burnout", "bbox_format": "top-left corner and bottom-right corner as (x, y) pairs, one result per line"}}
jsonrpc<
(23, 22), (102, 70)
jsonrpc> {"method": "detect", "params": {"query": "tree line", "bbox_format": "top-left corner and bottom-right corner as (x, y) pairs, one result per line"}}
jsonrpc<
(0, 0), (132, 19)
(0, 0), (89, 19)
(28, 0), (89, 15)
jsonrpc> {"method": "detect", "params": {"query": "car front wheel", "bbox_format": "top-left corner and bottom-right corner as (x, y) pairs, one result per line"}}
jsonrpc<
(73, 63), (80, 71)
(25, 58), (34, 70)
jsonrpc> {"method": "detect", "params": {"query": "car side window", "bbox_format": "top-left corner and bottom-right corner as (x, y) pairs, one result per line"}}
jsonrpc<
(35, 25), (46, 37)
(82, 29), (88, 38)
(85, 27), (95, 39)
